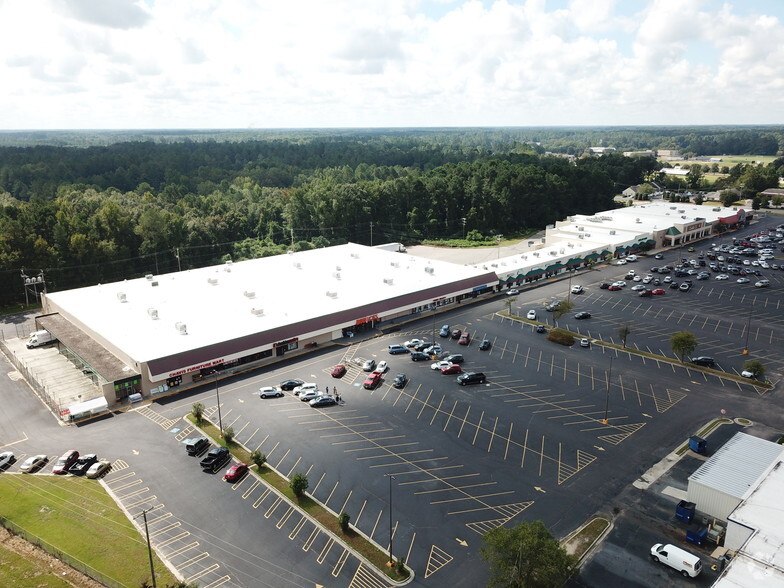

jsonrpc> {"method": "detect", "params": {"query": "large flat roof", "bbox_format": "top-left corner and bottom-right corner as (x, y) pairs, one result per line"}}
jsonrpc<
(45, 243), (497, 364)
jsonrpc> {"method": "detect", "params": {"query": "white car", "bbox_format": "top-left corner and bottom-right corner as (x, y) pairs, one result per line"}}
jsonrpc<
(526, 310), (537, 320)
(755, 280), (770, 288)
(19, 454), (47, 473)
(570, 285), (583, 294)
(293, 382), (318, 396)
(737, 277), (750, 284)
(580, 338), (591, 348)
(633, 275), (642, 282)
(631, 284), (646, 291)
(715, 274), (729, 280)
(299, 389), (322, 402)
(663, 275), (673, 283)
(615, 259), (627, 265)
(506, 288), (520, 296)
(626, 255), (637, 262)
(0, 451), (16, 469)
(613, 281), (627, 288)
(431, 360), (451, 371)
(259, 386), (283, 398)
(374, 360), (389, 373)
(741, 370), (755, 378)
(423, 344), (442, 355)
(404, 338), (426, 348)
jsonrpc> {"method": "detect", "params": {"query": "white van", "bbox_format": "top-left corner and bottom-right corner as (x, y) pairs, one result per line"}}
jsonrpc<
(650, 543), (701, 578)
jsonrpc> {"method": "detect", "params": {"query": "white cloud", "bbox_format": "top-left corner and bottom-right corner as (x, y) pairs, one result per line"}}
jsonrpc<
(0, 0), (781, 128)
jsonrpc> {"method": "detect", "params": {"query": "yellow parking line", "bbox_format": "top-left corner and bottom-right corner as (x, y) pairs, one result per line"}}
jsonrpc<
(302, 526), (320, 552)
(125, 495), (157, 509)
(177, 552), (209, 569)
(157, 531), (190, 548)
(289, 515), (307, 540)
(166, 541), (199, 558)
(150, 522), (181, 538)
(242, 480), (260, 499)
(252, 487), (272, 508)
(202, 575), (232, 588)
(317, 538), (334, 564)
(276, 506), (295, 529)
(264, 496), (282, 519)
(187, 563), (220, 583)
(331, 548), (350, 577)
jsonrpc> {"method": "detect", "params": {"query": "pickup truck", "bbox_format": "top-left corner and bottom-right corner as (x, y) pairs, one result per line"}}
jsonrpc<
(200, 447), (230, 473)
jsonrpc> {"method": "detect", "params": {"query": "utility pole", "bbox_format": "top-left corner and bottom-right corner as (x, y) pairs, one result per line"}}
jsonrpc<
(602, 356), (613, 425)
(370, 221), (374, 247)
(20, 269), (46, 306)
(386, 473), (395, 566)
(135, 507), (157, 588)
(174, 248), (181, 272)
(214, 370), (223, 436)
(461, 217), (466, 239)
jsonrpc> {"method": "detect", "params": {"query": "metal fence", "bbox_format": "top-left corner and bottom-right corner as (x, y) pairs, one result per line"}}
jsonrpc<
(0, 516), (126, 587)
(0, 339), (64, 416)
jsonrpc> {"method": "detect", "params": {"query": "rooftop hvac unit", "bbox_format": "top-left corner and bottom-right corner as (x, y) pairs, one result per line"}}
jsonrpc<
(568, 243), (574, 247)
(335, 266), (342, 271)
(713, 207), (721, 211)
(151, 281), (158, 287)
(559, 248), (565, 253)
(528, 241), (534, 246)
(147, 308), (158, 320)
(670, 206), (677, 209)
(326, 291), (337, 298)
(578, 234), (584, 239)
(635, 218), (641, 223)
(250, 308), (264, 316)
(383, 278), (394, 285)
(207, 277), (219, 285)
(350, 253), (359, 258)
(534, 251), (540, 256)
(578, 226), (584, 231)
(332, 272), (341, 279)
(117, 292), (127, 302)
(145, 274), (154, 281)
(390, 261), (399, 268)
(175, 322), (187, 335)
(224, 260), (232, 272)
(294, 262), (301, 269)
(609, 230), (616, 235)
(585, 233), (591, 237)
(424, 266), (435, 274)
(243, 290), (255, 299)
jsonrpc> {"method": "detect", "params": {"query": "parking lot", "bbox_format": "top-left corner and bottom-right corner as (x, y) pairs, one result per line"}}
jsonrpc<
(2, 215), (783, 587)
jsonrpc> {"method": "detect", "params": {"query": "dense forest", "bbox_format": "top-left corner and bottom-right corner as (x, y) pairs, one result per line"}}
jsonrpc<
(1, 127), (782, 307)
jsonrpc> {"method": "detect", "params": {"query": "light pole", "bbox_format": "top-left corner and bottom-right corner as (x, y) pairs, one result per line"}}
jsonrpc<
(461, 217), (466, 239)
(214, 370), (223, 436)
(431, 304), (437, 349)
(135, 507), (157, 588)
(602, 356), (613, 425)
(742, 306), (752, 355)
(567, 268), (574, 302)
(497, 235), (503, 260)
(386, 473), (396, 565)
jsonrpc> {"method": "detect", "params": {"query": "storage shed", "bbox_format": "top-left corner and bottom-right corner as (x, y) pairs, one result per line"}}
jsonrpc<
(687, 432), (784, 522)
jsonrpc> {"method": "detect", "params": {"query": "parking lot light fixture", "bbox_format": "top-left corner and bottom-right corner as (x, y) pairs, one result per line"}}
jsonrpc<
(602, 356), (613, 425)
(214, 370), (223, 436)
(386, 473), (395, 565)
(743, 306), (752, 355)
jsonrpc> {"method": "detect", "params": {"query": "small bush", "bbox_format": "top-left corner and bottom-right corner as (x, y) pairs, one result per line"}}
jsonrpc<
(290, 472), (309, 498)
(250, 450), (267, 469)
(338, 511), (350, 533)
(222, 426), (234, 444)
(191, 402), (204, 425)
(547, 329), (575, 346)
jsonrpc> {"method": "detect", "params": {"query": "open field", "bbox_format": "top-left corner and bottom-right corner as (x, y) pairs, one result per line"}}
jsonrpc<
(0, 475), (177, 587)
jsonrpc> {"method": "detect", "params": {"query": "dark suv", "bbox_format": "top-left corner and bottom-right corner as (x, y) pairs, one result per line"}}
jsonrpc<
(444, 354), (464, 364)
(457, 372), (486, 386)
(185, 437), (210, 456)
(690, 356), (715, 367)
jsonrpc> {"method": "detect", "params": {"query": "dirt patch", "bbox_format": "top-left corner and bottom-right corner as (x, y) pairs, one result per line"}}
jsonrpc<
(0, 526), (103, 588)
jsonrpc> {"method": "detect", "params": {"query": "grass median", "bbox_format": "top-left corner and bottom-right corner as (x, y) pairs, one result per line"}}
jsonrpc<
(0, 474), (177, 587)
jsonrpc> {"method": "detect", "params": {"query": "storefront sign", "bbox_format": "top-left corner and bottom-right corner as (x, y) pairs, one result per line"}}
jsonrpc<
(274, 337), (299, 348)
(169, 358), (225, 378)
(356, 314), (379, 326)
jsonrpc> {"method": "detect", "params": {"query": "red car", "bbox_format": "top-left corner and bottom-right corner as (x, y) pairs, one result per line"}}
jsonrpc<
(223, 462), (248, 482)
(331, 365), (347, 378)
(441, 363), (463, 375)
(52, 450), (79, 475)
(652, 288), (666, 295)
(608, 285), (622, 291)
(363, 372), (382, 389)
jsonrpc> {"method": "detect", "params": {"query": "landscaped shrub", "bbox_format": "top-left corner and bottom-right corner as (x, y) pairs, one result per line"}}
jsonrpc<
(547, 329), (575, 346)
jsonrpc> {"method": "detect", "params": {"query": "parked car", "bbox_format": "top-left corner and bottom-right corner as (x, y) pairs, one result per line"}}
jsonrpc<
(392, 373), (407, 388)
(652, 288), (666, 295)
(293, 382), (318, 396)
(310, 395), (338, 407)
(575, 311), (591, 320)
(526, 310), (537, 320)
(330, 365), (347, 378)
(755, 279), (770, 288)
(457, 372), (486, 385)
(404, 338), (427, 348)
(679, 282), (692, 291)
(52, 450), (79, 475)
(458, 331), (471, 345)
(715, 274), (729, 280)
(444, 354), (464, 364)
(639, 289), (652, 297)
(439, 325), (450, 337)
(280, 379), (304, 391)
(479, 339), (492, 350)
(650, 543), (701, 578)
(741, 370), (755, 378)
(599, 282), (610, 289)
(362, 358), (377, 372)
(423, 344), (443, 355)
(431, 360), (451, 371)
(451, 329), (462, 339)
(545, 301), (561, 311)
(608, 285), (622, 291)
(410, 352), (430, 362)
(631, 284), (645, 291)
(570, 285), (583, 294)
(223, 462), (248, 482)
(535, 325), (546, 334)
(441, 364), (462, 375)
(299, 389), (322, 402)
(690, 356), (715, 367)
(363, 372), (382, 389)
(86, 459), (112, 479)
(736, 277), (750, 284)
(374, 361), (388, 373)
(259, 386), (284, 398)
(580, 338), (590, 348)
(0, 451), (16, 469)
(654, 253), (664, 259)
(185, 437), (210, 456)
(669, 281), (680, 289)
(69, 454), (98, 476)
(388, 344), (409, 355)
(19, 454), (47, 473)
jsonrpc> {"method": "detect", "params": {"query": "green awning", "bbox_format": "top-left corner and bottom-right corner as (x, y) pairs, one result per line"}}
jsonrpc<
(565, 257), (583, 267)
(545, 262), (564, 272)
(666, 227), (682, 236)
(584, 252), (600, 260)
(525, 268), (545, 277)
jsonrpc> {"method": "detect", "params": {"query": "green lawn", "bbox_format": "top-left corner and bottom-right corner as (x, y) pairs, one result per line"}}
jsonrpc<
(0, 474), (177, 587)
(0, 543), (73, 588)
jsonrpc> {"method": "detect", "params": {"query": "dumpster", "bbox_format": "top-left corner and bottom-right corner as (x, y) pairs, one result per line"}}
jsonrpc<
(676, 500), (696, 523)
(686, 526), (707, 547)
(689, 435), (707, 454)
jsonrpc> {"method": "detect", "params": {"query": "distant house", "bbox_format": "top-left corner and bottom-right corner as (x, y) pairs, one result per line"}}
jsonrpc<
(589, 147), (616, 154)
(622, 186), (639, 198)
(657, 149), (681, 159)
(661, 167), (690, 176)
(623, 150), (655, 157)
(760, 188), (784, 198)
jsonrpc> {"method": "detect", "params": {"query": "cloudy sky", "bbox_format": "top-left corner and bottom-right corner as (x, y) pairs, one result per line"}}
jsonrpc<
(1, 0), (782, 129)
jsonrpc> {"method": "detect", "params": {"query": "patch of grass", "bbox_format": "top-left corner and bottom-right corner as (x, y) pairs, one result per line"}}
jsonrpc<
(563, 518), (610, 561)
(0, 475), (177, 587)
(0, 543), (73, 588)
(187, 415), (409, 581)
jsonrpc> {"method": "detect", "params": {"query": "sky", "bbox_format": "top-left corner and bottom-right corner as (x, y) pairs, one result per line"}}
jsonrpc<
(1, 0), (782, 129)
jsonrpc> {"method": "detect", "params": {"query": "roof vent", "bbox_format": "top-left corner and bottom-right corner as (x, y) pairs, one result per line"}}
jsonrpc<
(390, 261), (399, 268)
(207, 277), (219, 285)
(250, 308), (264, 316)
(609, 230), (616, 235)
(145, 274), (154, 281)
(326, 290), (337, 298)
(117, 292), (127, 303)
(147, 308), (158, 320)
(224, 260), (233, 272)
(424, 266), (435, 274)
(335, 265), (342, 271)
(383, 278), (394, 285)
(635, 218), (641, 223)
(151, 281), (158, 287)
(243, 290), (255, 299)
(351, 253), (359, 258)
(175, 322), (187, 335)
(294, 262), (302, 269)
(332, 272), (341, 279)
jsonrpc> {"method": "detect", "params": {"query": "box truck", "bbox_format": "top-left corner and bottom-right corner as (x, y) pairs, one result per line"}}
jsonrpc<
(27, 330), (55, 348)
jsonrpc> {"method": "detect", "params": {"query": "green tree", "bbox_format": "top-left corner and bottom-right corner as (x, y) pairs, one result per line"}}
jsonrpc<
(552, 299), (574, 319)
(670, 331), (698, 362)
(742, 360), (765, 378)
(338, 511), (351, 533)
(191, 402), (204, 425)
(618, 323), (632, 348)
(480, 520), (576, 588)
(222, 425), (235, 444)
(250, 450), (267, 469)
(290, 472), (309, 498)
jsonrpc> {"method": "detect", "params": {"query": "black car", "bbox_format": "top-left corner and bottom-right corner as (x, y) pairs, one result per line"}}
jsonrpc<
(574, 311), (591, 320)
(599, 282), (610, 289)
(457, 372), (486, 386)
(439, 325), (450, 337)
(185, 437), (210, 456)
(69, 454), (98, 476)
(690, 356), (715, 367)
(410, 352), (430, 362)
(535, 325), (546, 334)
(451, 329), (462, 339)
(479, 339), (492, 350)
(444, 354), (464, 364)
(669, 281), (680, 289)
(392, 373), (407, 388)
(280, 379), (305, 391)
